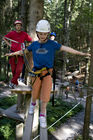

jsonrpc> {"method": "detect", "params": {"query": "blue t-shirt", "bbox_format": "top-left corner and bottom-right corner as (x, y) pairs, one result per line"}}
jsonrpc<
(27, 39), (61, 70)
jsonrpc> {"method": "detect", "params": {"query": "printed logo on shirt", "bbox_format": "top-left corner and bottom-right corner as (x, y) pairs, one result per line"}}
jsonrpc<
(36, 48), (48, 54)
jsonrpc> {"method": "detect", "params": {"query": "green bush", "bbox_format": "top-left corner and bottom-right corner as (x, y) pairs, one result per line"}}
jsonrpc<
(0, 118), (16, 140)
(0, 96), (17, 140)
(0, 96), (17, 109)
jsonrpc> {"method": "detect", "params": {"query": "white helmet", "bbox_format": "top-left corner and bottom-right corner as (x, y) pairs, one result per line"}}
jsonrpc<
(36, 20), (50, 32)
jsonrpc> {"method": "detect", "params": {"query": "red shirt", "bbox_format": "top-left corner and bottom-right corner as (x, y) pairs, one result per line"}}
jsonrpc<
(5, 31), (32, 52)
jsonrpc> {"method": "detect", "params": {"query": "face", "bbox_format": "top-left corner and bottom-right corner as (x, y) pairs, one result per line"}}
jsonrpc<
(50, 35), (55, 40)
(37, 32), (49, 42)
(15, 24), (22, 32)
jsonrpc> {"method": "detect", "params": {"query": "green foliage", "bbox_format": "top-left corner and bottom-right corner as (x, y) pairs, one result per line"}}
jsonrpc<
(44, 0), (93, 72)
(0, 96), (17, 109)
(0, 96), (17, 140)
(0, 118), (16, 140)
(75, 135), (92, 140)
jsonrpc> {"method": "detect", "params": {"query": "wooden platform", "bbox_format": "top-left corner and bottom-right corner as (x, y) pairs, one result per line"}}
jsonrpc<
(10, 84), (32, 94)
(10, 84), (57, 94)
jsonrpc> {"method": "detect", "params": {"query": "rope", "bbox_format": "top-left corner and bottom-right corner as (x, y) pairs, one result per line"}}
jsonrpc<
(47, 102), (81, 130)
(33, 134), (40, 140)
(3, 36), (21, 44)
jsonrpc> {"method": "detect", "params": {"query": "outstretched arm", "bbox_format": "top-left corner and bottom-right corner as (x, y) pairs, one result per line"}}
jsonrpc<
(5, 49), (29, 57)
(60, 45), (90, 56)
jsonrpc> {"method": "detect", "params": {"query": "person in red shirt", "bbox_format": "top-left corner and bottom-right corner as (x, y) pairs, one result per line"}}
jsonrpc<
(3, 20), (32, 88)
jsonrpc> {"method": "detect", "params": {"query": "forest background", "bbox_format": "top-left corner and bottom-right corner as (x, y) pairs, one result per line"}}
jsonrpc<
(0, 0), (92, 82)
(0, 0), (93, 140)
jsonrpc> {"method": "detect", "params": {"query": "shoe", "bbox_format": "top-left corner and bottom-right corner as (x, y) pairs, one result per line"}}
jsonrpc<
(9, 82), (14, 88)
(29, 103), (35, 115)
(12, 84), (17, 89)
(18, 78), (25, 83)
(39, 116), (47, 128)
(9, 82), (17, 89)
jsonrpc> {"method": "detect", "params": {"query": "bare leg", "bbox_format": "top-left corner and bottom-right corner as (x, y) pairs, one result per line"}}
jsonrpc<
(31, 97), (36, 103)
(40, 101), (47, 115)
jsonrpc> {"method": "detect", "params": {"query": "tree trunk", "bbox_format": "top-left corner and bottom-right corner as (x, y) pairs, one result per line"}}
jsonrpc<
(82, 35), (93, 140)
(26, 0), (44, 73)
(28, 0), (44, 40)
(18, 0), (27, 31)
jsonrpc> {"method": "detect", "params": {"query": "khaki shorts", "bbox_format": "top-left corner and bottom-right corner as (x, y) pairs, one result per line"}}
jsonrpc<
(32, 69), (53, 102)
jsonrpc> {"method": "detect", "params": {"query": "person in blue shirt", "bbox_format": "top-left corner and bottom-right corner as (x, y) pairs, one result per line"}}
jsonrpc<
(5, 19), (90, 128)
(50, 32), (56, 41)
(75, 79), (79, 91)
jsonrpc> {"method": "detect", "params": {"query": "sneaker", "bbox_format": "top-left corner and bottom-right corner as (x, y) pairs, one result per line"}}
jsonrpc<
(12, 84), (17, 89)
(9, 82), (14, 88)
(18, 78), (25, 83)
(9, 82), (17, 89)
(9, 82), (13, 88)
(29, 103), (36, 115)
(40, 116), (47, 128)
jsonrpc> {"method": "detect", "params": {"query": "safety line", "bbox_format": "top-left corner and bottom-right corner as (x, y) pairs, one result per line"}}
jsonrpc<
(47, 102), (81, 130)
(33, 101), (81, 140)
(33, 134), (40, 140)
(3, 36), (21, 44)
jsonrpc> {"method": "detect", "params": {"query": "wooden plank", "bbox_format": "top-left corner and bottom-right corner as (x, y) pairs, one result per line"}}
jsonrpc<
(22, 114), (34, 140)
(10, 87), (32, 94)
(5, 104), (17, 112)
(40, 127), (48, 140)
(10, 88), (57, 94)
(23, 100), (39, 140)
(11, 90), (31, 94)
(0, 104), (24, 122)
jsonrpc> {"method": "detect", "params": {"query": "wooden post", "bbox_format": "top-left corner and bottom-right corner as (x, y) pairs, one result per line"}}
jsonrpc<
(16, 94), (25, 113)
(16, 122), (24, 140)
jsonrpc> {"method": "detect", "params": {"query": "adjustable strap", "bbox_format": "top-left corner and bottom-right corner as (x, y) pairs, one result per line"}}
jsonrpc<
(39, 72), (51, 80)
(39, 68), (52, 80)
